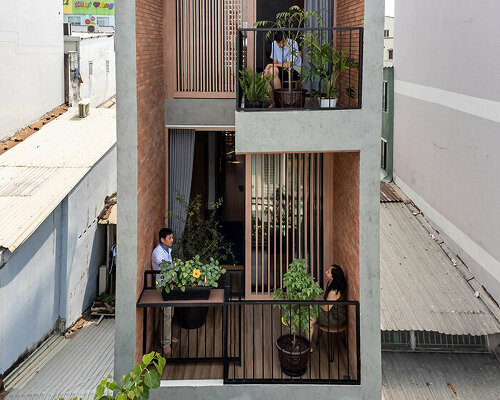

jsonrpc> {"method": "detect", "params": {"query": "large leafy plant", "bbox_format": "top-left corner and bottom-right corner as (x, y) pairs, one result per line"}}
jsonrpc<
(255, 6), (323, 91)
(302, 35), (359, 100)
(272, 259), (322, 342)
(170, 193), (233, 264)
(59, 352), (165, 400)
(156, 255), (226, 293)
(239, 67), (272, 103)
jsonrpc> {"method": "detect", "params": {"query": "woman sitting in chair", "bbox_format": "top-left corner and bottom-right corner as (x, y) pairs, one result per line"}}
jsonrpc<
(310, 264), (348, 342)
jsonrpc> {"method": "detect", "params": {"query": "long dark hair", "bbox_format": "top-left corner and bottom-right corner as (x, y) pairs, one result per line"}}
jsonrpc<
(324, 264), (347, 300)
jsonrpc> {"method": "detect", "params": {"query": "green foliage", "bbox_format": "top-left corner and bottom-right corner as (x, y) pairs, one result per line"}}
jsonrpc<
(239, 68), (272, 102)
(254, 6), (323, 89)
(155, 255), (226, 293)
(302, 33), (359, 100)
(272, 259), (322, 335)
(59, 352), (165, 400)
(170, 193), (233, 264)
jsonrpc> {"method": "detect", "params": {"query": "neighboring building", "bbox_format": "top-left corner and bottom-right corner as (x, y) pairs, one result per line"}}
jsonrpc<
(64, 31), (116, 107)
(64, 0), (116, 28)
(393, 0), (500, 303)
(381, 67), (394, 181)
(383, 16), (393, 67)
(115, 0), (383, 399)
(0, 0), (64, 141)
(0, 108), (116, 376)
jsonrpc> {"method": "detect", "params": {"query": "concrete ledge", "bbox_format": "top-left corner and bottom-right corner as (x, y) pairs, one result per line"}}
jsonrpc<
(165, 98), (235, 127)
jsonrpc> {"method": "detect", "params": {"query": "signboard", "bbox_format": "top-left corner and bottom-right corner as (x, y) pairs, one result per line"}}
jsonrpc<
(71, 1), (115, 15)
(63, 0), (73, 14)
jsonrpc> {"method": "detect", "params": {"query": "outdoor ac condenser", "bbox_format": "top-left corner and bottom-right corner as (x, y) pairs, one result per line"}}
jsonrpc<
(78, 99), (90, 118)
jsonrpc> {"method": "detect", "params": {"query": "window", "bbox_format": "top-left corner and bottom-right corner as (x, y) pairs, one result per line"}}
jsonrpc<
(106, 60), (110, 75)
(68, 15), (81, 24)
(384, 29), (390, 38)
(97, 17), (110, 26)
(89, 61), (93, 76)
(381, 139), (388, 170)
(382, 81), (388, 112)
(388, 49), (393, 60)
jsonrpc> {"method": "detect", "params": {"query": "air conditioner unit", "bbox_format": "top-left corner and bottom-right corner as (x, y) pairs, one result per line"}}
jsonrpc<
(87, 25), (96, 33)
(78, 99), (90, 118)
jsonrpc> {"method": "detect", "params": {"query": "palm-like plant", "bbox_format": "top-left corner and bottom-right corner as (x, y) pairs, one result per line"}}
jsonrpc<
(255, 6), (323, 92)
(239, 67), (271, 104)
(302, 35), (359, 102)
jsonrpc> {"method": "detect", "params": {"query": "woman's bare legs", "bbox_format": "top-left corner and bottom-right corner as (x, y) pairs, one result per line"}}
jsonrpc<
(263, 64), (281, 107)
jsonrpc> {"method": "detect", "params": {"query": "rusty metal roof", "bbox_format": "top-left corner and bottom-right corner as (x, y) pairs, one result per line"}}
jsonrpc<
(380, 202), (500, 335)
(380, 182), (402, 202)
(0, 108), (116, 252)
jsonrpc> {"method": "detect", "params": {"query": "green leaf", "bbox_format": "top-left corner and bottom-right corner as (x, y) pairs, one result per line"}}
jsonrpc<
(142, 352), (154, 366)
(157, 356), (166, 374)
(144, 370), (161, 388)
(94, 384), (105, 400)
(127, 391), (134, 400)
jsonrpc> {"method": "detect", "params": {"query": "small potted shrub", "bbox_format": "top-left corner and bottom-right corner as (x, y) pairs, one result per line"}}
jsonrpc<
(273, 259), (322, 376)
(156, 256), (225, 329)
(302, 34), (358, 108)
(239, 67), (272, 108)
(156, 256), (226, 301)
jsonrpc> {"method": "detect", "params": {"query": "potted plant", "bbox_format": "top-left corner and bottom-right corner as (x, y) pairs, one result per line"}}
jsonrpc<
(302, 35), (359, 108)
(156, 256), (226, 301)
(255, 6), (322, 108)
(164, 194), (232, 329)
(273, 259), (322, 376)
(239, 67), (272, 108)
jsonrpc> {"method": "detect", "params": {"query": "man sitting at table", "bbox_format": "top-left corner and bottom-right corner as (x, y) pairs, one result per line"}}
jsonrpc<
(152, 227), (177, 355)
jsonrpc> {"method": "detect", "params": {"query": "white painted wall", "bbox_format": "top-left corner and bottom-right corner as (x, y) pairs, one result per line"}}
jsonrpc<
(0, 146), (117, 375)
(394, 0), (500, 302)
(78, 35), (116, 107)
(0, 0), (64, 140)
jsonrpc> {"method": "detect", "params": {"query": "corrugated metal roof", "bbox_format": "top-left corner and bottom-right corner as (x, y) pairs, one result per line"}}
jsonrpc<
(380, 202), (500, 335)
(382, 352), (500, 400)
(6, 319), (114, 400)
(0, 108), (116, 252)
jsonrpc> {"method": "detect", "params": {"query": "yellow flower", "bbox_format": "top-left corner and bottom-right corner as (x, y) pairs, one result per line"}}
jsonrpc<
(155, 281), (159, 285)
(192, 269), (201, 279)
(172, 273), (175, 277)
(174, 262), (177, 267)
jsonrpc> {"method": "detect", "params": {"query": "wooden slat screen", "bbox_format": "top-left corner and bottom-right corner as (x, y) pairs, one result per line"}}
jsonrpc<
(175, 0), (245, 95)
(245, 153), (324, 298)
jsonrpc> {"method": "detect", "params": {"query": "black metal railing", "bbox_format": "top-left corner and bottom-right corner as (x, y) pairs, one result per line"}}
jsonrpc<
(236, 27), (363, 111)
(138, 271), (360, 384)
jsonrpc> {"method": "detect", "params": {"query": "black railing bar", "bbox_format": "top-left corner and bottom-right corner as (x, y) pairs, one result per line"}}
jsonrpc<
(349, 29), (352, 108)
(236, 104), (362, 113)
(223, 378), (361, 385)
(261, 305), (265, 378)
(237, 27), (364, 33)
(225, 300), (360, 306)
(346, 304), (350, 380)
(271, 305), (274, 380)
(252, 304), (255, 379)
(357, 28), (364, 108)
(356, 302), (361, 383)
(164, 356), (240, 364)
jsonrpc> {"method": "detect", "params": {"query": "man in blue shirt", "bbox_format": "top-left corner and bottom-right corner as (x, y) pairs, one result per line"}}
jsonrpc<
(152, 227), (177, 354)
(263, 31), (302, 106)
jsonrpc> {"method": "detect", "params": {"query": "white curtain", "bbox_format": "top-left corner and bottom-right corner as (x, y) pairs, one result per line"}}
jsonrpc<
(169, 129), (196, 241)
(303, 0), (333, 93)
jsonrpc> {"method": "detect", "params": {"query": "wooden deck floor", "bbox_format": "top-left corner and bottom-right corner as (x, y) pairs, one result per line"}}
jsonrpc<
(161, 304), (357, 382)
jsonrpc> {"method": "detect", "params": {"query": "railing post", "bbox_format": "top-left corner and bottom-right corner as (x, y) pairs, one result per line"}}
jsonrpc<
(356, 302), (361, 383)
(357, 27), (364, 109)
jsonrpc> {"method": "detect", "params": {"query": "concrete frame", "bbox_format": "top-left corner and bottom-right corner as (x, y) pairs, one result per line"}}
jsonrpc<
(115, 0), (383, 398)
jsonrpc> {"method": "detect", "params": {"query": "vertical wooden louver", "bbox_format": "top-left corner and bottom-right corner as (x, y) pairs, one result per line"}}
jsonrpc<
(245, 153), (324, 298)
(175, 0), (245, 96)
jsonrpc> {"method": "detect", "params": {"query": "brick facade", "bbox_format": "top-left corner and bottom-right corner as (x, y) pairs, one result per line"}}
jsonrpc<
(135, 0), (166, 363)
(335, 0), (364, 107)
(330, 151), (360, 377)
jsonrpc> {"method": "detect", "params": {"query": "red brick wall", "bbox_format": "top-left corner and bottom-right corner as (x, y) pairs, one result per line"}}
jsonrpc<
(135, 0), (166, 363)
(335, 0), (364, 107)
(330, 151), (360, 378)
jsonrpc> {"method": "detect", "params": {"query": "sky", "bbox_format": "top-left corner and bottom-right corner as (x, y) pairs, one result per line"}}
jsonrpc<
(386, 0), (394, 17)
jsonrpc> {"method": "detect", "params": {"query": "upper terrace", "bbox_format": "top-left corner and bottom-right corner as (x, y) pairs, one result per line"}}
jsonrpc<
(163, 0), (366, 129)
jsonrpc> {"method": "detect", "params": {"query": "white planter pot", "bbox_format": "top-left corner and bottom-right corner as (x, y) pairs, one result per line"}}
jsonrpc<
(319, 97), (338, 108)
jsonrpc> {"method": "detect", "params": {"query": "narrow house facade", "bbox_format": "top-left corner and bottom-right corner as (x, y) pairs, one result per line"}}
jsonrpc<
(115, 0), (382, 398)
